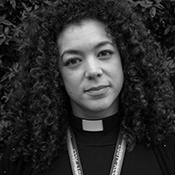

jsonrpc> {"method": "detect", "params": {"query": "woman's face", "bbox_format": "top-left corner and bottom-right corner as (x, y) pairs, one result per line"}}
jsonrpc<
(58, 19), (124, 119)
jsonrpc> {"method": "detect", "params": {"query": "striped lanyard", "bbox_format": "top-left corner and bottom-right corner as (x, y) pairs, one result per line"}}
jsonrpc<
(67, 128), (126, 175)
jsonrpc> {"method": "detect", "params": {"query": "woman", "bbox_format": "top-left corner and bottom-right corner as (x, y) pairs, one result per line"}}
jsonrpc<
(0, 0), (175, 174)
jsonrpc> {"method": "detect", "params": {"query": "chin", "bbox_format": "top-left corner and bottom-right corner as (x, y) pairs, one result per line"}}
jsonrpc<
(87, 103), (116, 114)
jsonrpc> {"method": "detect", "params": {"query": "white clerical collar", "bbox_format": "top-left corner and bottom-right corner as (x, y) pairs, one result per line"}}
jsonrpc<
(82, 119), (103, 131)
(69, 112), (121, 132)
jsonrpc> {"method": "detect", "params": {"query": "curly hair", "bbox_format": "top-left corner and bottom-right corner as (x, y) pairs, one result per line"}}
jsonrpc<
(0, 0), (175, 172)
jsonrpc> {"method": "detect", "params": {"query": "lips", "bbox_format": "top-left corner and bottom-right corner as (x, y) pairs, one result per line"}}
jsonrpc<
(85, 85), (110, 92)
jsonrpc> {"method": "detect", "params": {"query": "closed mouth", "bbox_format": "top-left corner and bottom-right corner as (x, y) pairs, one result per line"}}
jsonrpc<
(85, 85), (109, 92)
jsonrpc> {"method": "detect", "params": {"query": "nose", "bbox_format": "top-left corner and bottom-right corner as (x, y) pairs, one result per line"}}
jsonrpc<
(85, 57), (103, 80)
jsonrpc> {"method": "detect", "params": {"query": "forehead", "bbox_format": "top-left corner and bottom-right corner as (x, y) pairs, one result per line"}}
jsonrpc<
(57, 19), (113, 52)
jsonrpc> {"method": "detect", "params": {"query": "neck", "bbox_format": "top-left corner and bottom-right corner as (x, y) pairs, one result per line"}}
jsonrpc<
(72, 109), (118, 120)
(71, 100), (119, 120)
(69, 112), (121, 132)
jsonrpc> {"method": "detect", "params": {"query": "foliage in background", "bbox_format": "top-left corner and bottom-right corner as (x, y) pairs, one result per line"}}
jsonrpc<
(0, 1), (59, 102)
(0, 0), (175, 151)
(128, 0), (175, 83)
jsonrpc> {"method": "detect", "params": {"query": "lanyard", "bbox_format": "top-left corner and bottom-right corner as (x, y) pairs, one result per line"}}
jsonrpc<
(67, 128), (126, 175)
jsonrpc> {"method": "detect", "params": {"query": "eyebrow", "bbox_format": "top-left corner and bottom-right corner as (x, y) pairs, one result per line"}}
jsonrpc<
(60, 41), (114, 60)
(94, 41), (114, 49)
(60, 50), (81, 60)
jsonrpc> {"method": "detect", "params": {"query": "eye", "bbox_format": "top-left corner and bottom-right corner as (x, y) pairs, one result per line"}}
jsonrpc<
(98, 50), (113, 59)
(64, 57), (82, 67)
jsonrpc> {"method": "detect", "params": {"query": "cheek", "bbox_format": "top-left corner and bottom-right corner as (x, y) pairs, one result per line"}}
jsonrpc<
(109, 63), (124, 87)
(61, 72), (80, 94)
(108, 61), (123, 77)
(64, 83), (80, 101)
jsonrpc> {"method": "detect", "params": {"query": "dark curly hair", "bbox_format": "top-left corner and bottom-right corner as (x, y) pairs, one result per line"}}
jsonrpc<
(0, 0), (175, 172)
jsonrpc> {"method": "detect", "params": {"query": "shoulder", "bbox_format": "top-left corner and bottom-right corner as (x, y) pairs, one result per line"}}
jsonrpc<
(162, 133), (175, 160)
(0, 144), (32, 175)
(155, 133), (175, 175)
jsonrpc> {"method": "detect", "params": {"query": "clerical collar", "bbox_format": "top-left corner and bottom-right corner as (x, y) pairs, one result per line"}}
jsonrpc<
(69, 112), (121, 132)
